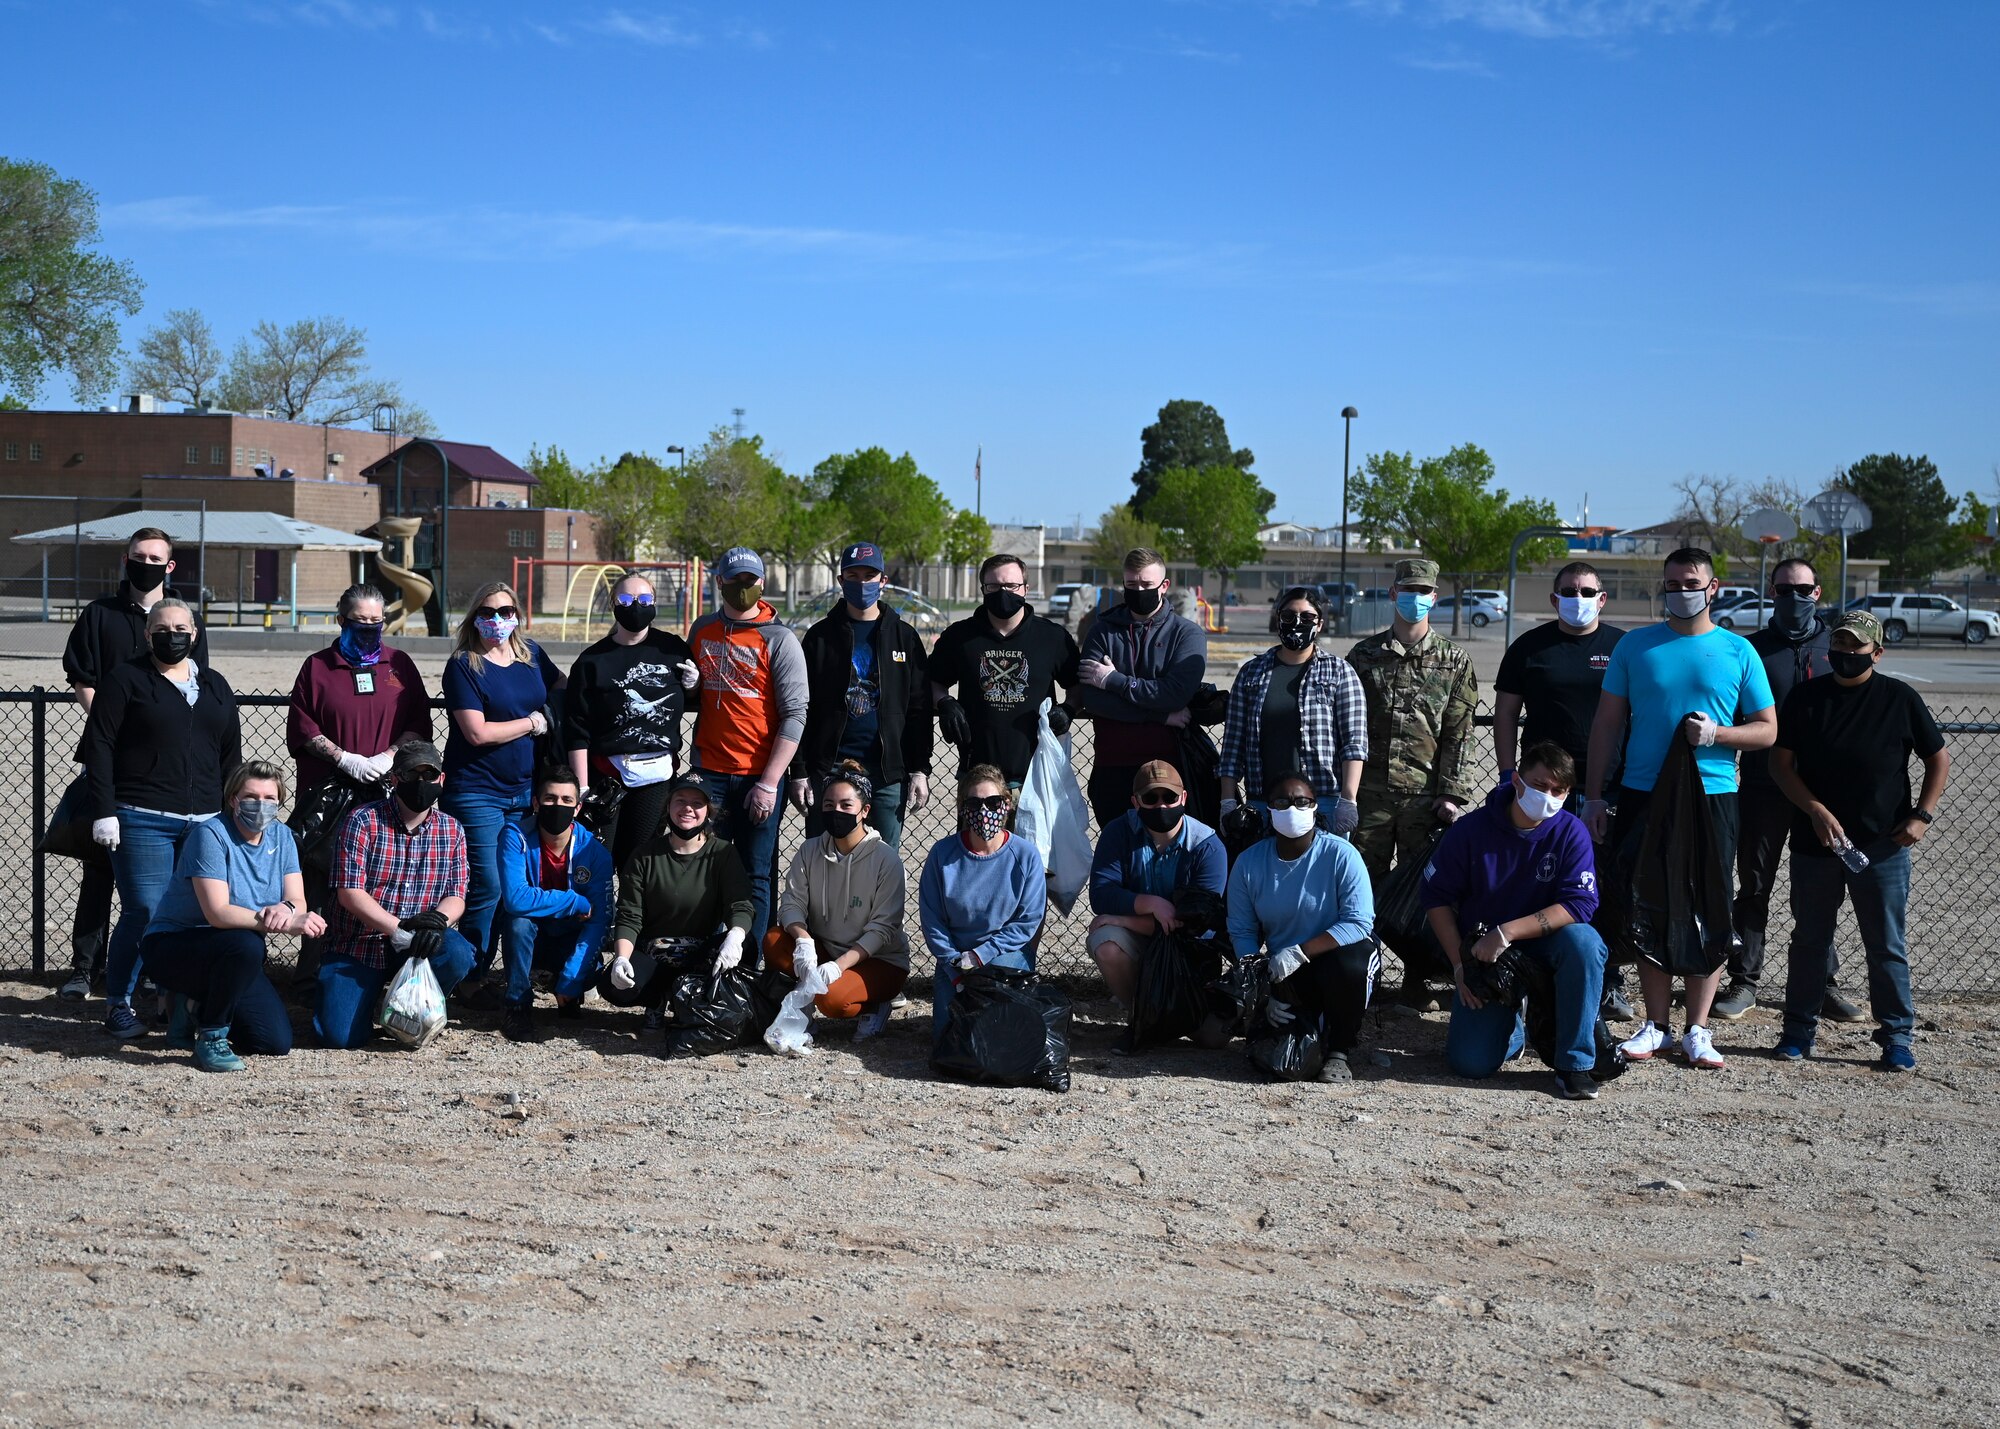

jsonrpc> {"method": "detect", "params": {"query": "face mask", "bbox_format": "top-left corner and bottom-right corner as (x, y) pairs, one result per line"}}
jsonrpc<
(962, 803), (1008, 841)
(337, 621), (384, 666)
(235, 797), (279, 832)
(1124, 585), (1163, 618)
(150, 629), (193, 664)
(126, 559), (168, 594)
(1557, 595), (1601, 627)
(1395, 591), (1434, 624)
(1773, 591), (1817, 636)
(983, 589), (1026, 621)
(613, 601), (656, 632)
(722, 581), (764, 613)
(669, 810), (711, 840)
(842, 578), (883, 610)
(474, 613), (518, 643)
(1829, 649), (1875, 679)
(1663, 588), (1711, 619)
(536, 804), (576, 837)
(1137, 803), (1183, 833)
(1270, 804), (1317, 839)
(820, 808), (861, 839)
(397, 777), (443, 812)
(1515, 778), (1565, 824)
(1276, 617), (1318, 651)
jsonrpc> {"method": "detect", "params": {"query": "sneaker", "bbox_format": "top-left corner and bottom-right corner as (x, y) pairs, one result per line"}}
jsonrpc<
(1821, 987), (1866, 1023)
(1712, 982), (1757, 1021)
(1878, 1044), (1916, 1073)
(1618, 1020), (1669, 1061)
(1773, 1036), (1812, 1061)
(1601, 984), (1635, 1021)
(165, 994), (196, 1050)
(1681, 1024), (1726, 1070)
(58, 970), (91, 1002)
(888, 992), (911, 1010)
(556, 999), (583, 1021)
(853, 1002), (892, 1042)
(1557, 1069), (1600, 1100)
(103, 1001), (148, 1040)
(500, 1005), (546, 1044)
(192, 1029), (245, 1073)
(1316, 1052), (1353, 1083)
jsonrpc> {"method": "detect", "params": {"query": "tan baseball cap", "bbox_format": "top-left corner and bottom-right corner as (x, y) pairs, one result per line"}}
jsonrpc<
(1131, 760), (1185, 796)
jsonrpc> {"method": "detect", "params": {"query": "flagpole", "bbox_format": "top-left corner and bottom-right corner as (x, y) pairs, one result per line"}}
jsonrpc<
(975, 446), (982, 518)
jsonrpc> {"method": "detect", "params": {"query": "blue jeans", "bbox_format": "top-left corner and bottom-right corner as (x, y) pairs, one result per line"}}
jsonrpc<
(441, 786), (529, 975)
(698, 770), (784, 942)
(502, 913), (599, 1006)
(930, 946), (1035, 1042)
(804, 777), (906, 851)
(106, 809), (212, 1004)
(1783, 846), (1914, 1050)
(139, 927), (293, 1054)
(314, 929), (477, 1050)
(1446, 923), (1607, 1076)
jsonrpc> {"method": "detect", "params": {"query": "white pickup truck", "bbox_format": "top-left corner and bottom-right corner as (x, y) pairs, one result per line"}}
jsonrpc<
(1855, 593), (2000, 645)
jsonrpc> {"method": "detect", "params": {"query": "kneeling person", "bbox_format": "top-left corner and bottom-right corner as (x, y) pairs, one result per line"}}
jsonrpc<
(1423, 742), (1607, 1099)
(498, 765), (615, 1041)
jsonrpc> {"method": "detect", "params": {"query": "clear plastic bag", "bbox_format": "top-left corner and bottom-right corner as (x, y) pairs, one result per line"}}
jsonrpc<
(763, 983), (819, 1057)
(1014, 698), (1093, 915)
(376, 955), (447, 1048)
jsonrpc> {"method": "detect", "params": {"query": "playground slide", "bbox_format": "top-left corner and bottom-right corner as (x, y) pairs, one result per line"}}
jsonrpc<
(374, 516), (434, 636)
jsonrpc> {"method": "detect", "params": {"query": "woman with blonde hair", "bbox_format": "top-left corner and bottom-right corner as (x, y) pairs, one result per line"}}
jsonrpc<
(440, 581), (564, 989)
(917, 763), (1047, 1042)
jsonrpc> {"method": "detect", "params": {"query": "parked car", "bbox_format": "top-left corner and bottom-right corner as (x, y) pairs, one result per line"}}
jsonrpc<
(1715, 599), (1774, 631)
(1431, 594), (1505, 629)
(1462, 588), (1509, 616)
(1046, 582), (1087, 618)
(1712, 591), (1761, 616)
(784, 583), (949, 634)
(1854, 593), (2000, 645)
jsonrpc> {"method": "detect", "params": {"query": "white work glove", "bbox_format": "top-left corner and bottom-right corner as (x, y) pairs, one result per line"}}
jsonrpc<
(1331, 796), (1360, 836)
(363, 749), (397, 779)
(906, 772), (929, 811)
(802, 959), (839, 996)
(608, 956), (636, 991)
(713, 927), (746, 973)
(676, 659), (700, 690)
(1266, 997), (1296, 1027)
(526, 710), (550, 736)
(957, 949), (983, 972)
(388, 926), (415, 954)
(92, 817), (121, 850)
(1685, 712), (1718, 747)
(1078, 656), (1114, 689)
(1219, 798), (1239, 819)
(335, 750), (375, 782)
(745, 782), (778, 825)
(1268, 944), (1309, 983)
(791, 935), (819, 975)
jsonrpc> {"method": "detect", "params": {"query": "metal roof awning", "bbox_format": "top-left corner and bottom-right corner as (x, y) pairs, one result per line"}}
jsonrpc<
(8, 508), (381, 552)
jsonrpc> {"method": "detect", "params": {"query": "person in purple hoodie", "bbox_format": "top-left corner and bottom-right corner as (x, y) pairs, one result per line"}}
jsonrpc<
(1421, 741), (1608, 1100)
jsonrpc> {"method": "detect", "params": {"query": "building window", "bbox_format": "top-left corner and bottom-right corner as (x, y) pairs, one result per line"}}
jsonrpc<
(2, 442), (16, 461)
(545, 529), (565, 551)
(210, 445), (225, 464)
(186, 444), (201, 464)
(235, 446), (245, 467)
(27, 442), (42, 462)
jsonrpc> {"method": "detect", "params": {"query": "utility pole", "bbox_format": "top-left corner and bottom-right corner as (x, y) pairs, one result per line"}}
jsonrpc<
(732, 408), (746, 441)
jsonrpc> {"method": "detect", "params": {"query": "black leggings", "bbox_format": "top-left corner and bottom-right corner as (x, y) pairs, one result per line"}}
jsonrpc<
(1275, 936), (1381, 1058)
(608, 781), (674, 874)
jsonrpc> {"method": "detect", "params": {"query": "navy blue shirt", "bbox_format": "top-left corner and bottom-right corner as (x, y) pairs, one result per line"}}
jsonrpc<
(838, 620), (882, 763)
(443, 644), (561, 800)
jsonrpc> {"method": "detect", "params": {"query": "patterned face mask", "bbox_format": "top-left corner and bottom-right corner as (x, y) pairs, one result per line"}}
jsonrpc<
(961, 801), (1008, 841)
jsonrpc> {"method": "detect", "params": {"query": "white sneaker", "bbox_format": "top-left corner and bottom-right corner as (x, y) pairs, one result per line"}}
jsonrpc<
(1619, 1020), (1670, 1061)
(58, 970), (91, 1002)
(852, 1003), (892, 1042)
(1681, 1024), (1726, 1070)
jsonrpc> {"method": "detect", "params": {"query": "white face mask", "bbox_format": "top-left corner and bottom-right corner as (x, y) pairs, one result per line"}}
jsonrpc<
(1515, 778), (1565, 824)
(1557, 594), (1601, 627)
(1270, 804), (1317, 838)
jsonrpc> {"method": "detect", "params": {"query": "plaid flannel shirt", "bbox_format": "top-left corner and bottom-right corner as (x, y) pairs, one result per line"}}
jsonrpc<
(326, 798), (469, 969)
(1218, 648), (1369, 799)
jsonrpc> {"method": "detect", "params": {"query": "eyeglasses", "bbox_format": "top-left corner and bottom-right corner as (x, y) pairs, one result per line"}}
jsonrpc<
(1137, 790), (1182, 807)
(613, 593), (656, 608)
(475, 605), (518, 620)
(1773, 583), (1817, 596)
(962, 794), (1009, 812)
(1268, 795), (1317, 811)
(1556, 586), (1602, 599)
(981, 581), (1027, 594)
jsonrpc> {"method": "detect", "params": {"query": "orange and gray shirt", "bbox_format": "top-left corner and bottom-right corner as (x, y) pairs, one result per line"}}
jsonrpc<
(688, 602), (809, 778)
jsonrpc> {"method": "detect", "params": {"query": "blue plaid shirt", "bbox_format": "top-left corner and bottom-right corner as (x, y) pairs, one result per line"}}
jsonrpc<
(1218, 647), (1369, 799)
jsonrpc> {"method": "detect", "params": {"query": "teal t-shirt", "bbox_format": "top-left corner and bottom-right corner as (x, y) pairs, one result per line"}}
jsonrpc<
(150, 817), (301, 936)
(1602, 624), (1773, 794)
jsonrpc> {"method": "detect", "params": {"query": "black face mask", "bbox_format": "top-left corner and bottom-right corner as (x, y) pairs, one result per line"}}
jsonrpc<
(983, 589), (1027, 621)
(1124, 586), (1163, 618)
(1137, 803), (1183, 833)
(150, 629), (193, 664)
(820, 808), (861, 839)
(669, 815), (710, 843)
(126, 559), (168, 594)
(397, 777), (443, 813)
(1828, 649), (1875, 679)
(536, 804), (576, 836)
(1277, 618), (1318, 651)
(613, 601), (656, 632)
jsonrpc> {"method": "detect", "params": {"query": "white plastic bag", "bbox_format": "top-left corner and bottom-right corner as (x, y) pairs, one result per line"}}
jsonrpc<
(763, 983), (819, 1057)
(1014, 698), (1094, 915)
(376, 955), (447, 1048)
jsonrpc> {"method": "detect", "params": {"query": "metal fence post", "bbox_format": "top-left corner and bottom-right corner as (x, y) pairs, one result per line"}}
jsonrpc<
(31, 686), (46, 976)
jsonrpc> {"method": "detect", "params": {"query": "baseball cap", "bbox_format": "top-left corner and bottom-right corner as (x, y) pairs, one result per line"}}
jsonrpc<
(714, 547), (765, 582)
(390, 739), (444, 779)
(1832, 610), (1884, 647)
(840, 540), (885, 573)
(1395, 558), (1440, 588)
(665, 771), (713, 805)
(1132, 760), (1185, 797)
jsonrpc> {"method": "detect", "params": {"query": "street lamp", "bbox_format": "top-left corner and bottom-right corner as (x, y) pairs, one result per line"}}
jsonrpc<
(666, 445), (686, 470)
(1337, 406), (1359, 633)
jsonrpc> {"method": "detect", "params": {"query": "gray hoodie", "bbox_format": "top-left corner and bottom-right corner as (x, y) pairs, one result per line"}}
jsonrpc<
(776, 827), (910, 967)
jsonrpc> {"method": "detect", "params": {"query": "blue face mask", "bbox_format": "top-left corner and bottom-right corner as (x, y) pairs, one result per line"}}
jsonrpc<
(842, 577), (883, 610)
(337, 620), (384, 667)
(1395, 591), (1435, 624)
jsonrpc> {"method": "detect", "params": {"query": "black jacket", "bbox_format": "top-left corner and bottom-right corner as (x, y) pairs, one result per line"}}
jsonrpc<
(81, 654), (242, 820)
(1745, 618), (1832, 787)
(791, 603), (933, 786)
(63, 582), (212, 762)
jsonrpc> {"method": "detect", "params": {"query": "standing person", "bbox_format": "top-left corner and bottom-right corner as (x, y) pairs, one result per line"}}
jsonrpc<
(1072, 548), (1209, 828)
(285, 583), (433, 986)
(562, 572), (700, 871)
(1490, 560), (1628, 1015)
(1769, 612), (1949, 1070)
(1225, 773), (1379, 1084)
(1584, 548), (1775, 1072)
(1085, 761), (1228, 1012)
(786, 539), (933, 850)
(138, 761), (318, 1071)
(917, 766), (1048, 1041)
(1715, 558), (1852, 1022)
(80, 598), (241, 1040)
(687, 547), (807, 944)
(930, 552), (1082, 790)
(1218, 586), (1366, 829)
(440, 581), (564, 993)
(496, 766), (616, 1042)
(57, 527), (210, 1002)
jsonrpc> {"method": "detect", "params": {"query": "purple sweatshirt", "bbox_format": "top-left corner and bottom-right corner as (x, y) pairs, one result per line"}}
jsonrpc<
(1419, 786), (1599, 937)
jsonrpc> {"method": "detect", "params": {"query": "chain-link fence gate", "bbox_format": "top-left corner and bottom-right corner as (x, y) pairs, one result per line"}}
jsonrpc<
(5, 689), (1997, 994)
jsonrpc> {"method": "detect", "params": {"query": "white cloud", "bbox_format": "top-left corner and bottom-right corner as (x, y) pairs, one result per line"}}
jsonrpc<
(587, 9), (702, 46)
(1348, 0), (1732, 41)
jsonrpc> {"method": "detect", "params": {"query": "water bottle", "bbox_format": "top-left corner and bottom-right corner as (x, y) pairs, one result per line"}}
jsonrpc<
(1836, 838), (1870, 874)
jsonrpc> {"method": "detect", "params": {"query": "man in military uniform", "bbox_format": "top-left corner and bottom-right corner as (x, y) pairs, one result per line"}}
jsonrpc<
(1348, 559), (1478, 1001)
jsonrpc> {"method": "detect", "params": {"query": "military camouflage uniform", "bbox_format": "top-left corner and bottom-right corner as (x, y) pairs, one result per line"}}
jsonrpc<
(1346, 626), (1479, 884)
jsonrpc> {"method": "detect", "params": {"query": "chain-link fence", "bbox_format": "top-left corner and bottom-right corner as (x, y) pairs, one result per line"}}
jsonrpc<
(6, 689), (1997, 994)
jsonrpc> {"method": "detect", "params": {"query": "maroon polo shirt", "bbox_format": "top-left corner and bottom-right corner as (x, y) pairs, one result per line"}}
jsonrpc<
(286, 645), (434, 790)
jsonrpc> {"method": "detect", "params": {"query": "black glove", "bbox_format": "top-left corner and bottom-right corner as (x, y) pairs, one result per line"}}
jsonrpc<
(936, 695), (972, 750)
(399, 909), (449, 933)
(409, 927), (444, 962)
(1047, 702), (1074, 737)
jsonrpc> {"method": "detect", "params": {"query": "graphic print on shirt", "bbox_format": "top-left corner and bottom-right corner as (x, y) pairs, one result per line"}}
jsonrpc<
(611, 660), (680, 747)
(701, 640), (765, 700)
(846, 639), (879, 720)
(977, 648), (1029, 709)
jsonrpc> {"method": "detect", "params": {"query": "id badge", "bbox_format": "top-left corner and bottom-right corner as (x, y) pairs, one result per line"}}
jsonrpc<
(353, 670), (376, 696)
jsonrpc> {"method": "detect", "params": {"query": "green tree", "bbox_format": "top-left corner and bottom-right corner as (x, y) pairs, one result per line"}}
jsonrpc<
(941, 507), (992, 569)
(524, 443), (597, 510)
(219, 315), (433, 433)
(588, 451), (680, 562)
(1147, 465), (1264, 627)
(813, 447), (951, 579)
(669, 426), (783, 561)
(1352, 442), (1566, 634)
(1837, 453), (1958, 584)
(1945, 491), (1999, 577)
(1091, 502), (1164, 574)
(0, 158), (143, 401)
(1132, 399), (1272, 518)
(765, 469), (847, 610)
(126, 307), (222, 407)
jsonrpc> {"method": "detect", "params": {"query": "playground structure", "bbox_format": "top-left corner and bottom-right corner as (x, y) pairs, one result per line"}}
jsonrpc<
(374, 516), (435, 636)
(510, 557), (707, 639)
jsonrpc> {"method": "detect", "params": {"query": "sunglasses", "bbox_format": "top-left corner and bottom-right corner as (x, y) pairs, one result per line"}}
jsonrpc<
(476, 605), (519, 620)
(1556, 586), (1602, 599)
(1137, 790), (1183, 807)
(613, 593), (656, 608)
(1268, 795), (1317, 811)
(1774, 583), (1817, 596)
(962, 794), (1009, 812)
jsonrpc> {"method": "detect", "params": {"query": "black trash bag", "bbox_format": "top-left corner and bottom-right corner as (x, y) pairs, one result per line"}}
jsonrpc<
(288, 775), (381, 875)
(1173, 887), (1230, 938)
(1519, 958), (1630, 1083)
(1188, 681), (1231, 727)
(1246, 995), (1324, 1083)
(1127, 887), (1232, 1050)
(37, 773), (109, 869)
(1202, 953), (1270, 1041)
(594, 936), (711, 1008)
(1372, 825), (1450, 984)
(1220, 803), (1269, 868)
(1460, 936), (1527, 1010)
(661, 967), (758, 1057)
(1624, 730), (1734, 977)
(748, 964), (792, 1031)
(576, 772), (623, 840)
(1178, 725), (1223, 830)
(931, 967), (1072, 1093)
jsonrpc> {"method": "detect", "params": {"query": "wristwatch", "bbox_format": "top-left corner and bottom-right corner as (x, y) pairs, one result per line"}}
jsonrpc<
(1912, 808), (1936, 825)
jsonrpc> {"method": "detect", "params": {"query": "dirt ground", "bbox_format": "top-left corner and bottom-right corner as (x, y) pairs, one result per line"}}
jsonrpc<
(1, 978), (1995, 1429)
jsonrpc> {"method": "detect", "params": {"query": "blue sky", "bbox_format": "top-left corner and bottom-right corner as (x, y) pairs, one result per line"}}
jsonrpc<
(7, 0), (1996, 529)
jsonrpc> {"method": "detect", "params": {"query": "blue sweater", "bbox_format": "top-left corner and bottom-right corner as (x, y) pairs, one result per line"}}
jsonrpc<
(498, 817), (615, 956)
(1088, 810), (1227, 916)
(1226, 830), (1374, 960)
(918, 832), (1047, 969)
(1419, 786), (1598, 938)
